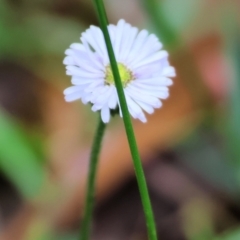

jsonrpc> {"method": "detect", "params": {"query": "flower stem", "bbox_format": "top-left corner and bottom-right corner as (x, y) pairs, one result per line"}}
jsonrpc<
(93, 1), (158, 239)
(80, 115), (106, 240)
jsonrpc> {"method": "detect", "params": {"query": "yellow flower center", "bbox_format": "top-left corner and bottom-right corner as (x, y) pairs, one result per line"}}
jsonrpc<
(105, 63), (133, 87)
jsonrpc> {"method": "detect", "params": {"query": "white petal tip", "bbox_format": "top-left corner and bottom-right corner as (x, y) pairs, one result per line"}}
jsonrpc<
(154, 101), (163, 108)
(66, 70), (72, 76)
(64, 96), (77, 102)
(161, 92), (169, 99)
(166, 79), (174, 86)
(102, 118), (109, 124)
(118, 19), (126, 25)
(101, 107), (110, 123)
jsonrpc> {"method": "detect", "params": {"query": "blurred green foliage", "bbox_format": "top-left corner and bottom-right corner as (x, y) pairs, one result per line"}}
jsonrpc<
(0, 0), (84, 64)
(0, 0), (240, 239)
(216, 228), (240, 240)
(160, 0), (202, 34)
(0, 0), (85, 200)
(0, 109), (45, 198)
(224, 24), (240, 169)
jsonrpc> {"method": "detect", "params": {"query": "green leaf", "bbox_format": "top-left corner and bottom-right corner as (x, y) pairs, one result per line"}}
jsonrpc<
(0, 110), (46, 199)
(161, 0), (202, 33)
(216, 228), (240, 240)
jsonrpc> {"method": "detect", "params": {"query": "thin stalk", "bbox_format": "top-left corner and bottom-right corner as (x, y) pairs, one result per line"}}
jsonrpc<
(93, 0), (158, 239)
(80, 115), (106, 240)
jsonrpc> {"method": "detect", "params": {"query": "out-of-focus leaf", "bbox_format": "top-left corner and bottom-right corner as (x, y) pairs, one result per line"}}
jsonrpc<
(0, 0), (41, 58)
(222, 9), (240, 180)
(140, 0), (203, 48)
(182, 199), (215, 240)
(55, 233), (78, 240)
(216, 228), (240, 240)
(0, 109), (46, 198)
(25, 13), (84, 55)
(160, 0), (202, 33)
(176, 130), (240, 197)
(0, 0), (83, 60)
(25, 218), (54, 240)
(140, 0), (179, 48)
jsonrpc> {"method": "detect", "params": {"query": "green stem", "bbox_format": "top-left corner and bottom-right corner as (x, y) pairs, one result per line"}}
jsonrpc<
(93, 0), (158, 239)
(80, 115), (106, 240)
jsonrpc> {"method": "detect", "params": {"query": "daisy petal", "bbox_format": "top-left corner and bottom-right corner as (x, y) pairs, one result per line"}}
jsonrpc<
(131, 50), (168, 69)
(101, 106), (110, 123)
(63, 19), (175, 123)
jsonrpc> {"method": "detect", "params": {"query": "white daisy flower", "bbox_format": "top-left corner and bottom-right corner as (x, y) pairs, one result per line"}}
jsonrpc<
(63, 19), (176, 123)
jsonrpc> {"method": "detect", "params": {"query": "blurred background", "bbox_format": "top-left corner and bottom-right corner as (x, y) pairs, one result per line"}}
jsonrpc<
(0, 0), (240, 239)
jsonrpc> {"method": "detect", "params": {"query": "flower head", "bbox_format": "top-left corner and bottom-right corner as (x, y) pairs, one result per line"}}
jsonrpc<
(63, 19), (176, 123)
